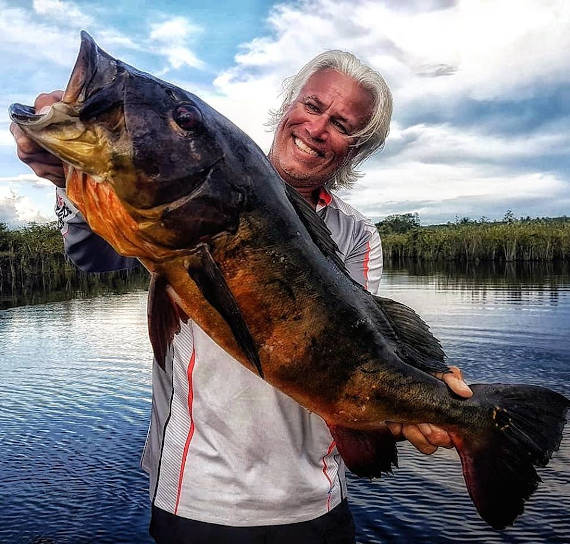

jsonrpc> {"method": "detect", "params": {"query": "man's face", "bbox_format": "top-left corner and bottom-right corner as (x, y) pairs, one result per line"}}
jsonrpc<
(270, 69), (374, 190)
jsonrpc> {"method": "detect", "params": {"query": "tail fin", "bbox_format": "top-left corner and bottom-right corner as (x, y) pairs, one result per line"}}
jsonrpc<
(451, 384), (568, 529)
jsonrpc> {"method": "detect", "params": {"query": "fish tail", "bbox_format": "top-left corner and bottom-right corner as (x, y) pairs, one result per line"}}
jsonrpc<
(450, 384), (568, 529)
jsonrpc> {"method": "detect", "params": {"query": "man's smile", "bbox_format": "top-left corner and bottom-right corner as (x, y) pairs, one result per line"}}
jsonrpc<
(293, 136), (324, 158)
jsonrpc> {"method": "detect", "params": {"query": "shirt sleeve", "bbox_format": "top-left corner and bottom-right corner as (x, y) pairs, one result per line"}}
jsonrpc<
(343, 226), (383, 295)
(55, 187), (138, 273)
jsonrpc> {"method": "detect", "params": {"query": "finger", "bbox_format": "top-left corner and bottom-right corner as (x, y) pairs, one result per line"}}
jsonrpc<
(385, 421), (403, 439)
(417, 423), (433, 439)
(11, 127), (43, 157)
(34, 90), (64, 112)
(424, 424), (454, 448)
(33, 164), (66, 186)
(402, 424), (438, 455)
(435, 366), (473, 398)
(444, 366), (473, 398)
(17, 150), (64, 167)
(43, 173), (66, 188)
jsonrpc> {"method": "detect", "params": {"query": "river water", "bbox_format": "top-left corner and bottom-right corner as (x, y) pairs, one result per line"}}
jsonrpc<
(1, 262), (569, 543)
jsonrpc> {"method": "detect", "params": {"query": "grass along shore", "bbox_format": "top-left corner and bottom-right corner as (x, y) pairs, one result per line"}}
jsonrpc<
(2, 213), (568, 308)
(0, 222), (149, 309)
(378, 214), (570, 262)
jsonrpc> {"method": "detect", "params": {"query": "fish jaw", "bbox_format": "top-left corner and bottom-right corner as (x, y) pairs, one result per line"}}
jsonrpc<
(9, 32), (129, 185)
(8, 100), (117, 182)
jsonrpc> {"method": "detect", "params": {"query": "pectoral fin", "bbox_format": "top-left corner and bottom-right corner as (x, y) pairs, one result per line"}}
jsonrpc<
(147, 273), (188, 370)
(186, 244), (264, 378)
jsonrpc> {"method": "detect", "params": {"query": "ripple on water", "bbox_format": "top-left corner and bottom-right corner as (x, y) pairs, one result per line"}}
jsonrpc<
(1, 276), (569, 543)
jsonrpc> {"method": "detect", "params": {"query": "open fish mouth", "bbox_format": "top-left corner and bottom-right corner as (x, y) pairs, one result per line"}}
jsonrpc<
(9, 101), (80, 131)
(9, 103), (45, 124)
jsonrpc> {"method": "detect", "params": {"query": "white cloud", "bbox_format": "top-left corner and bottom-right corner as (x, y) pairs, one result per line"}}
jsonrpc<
(149, 16), (201, 42)
(0, 173), (53, 189)
(387, 121), (570, 164)
(33, 0), (93, 27)
(213, 0), (570, 123)
(0, 2), (79, 67)
(206, 0), (570, 223)
(354, 0), (570, 103)
(0, 184), (52, 225)
(341, 160), (569, 223)
(149, 16), (204, 71)
(0, 1), (141, 69)
(1, 0), (568, 226)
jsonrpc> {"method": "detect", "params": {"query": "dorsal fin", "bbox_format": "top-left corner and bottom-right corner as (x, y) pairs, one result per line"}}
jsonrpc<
(284, 184), (447, 375)
(374, 296), (449, 375)
(284, 184), (347, 273)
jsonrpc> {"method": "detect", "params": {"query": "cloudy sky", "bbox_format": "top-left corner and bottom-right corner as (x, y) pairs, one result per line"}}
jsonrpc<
(1, 0), (569, 225)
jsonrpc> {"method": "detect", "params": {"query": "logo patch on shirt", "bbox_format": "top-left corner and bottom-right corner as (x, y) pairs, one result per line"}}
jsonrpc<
(55, 191), (79, 236)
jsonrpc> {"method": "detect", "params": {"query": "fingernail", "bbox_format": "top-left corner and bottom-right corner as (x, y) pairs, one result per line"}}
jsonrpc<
(37, 106), (51, 115)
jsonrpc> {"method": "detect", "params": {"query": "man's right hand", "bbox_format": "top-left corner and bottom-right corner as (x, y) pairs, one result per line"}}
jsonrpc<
(10, 90), (66, 187)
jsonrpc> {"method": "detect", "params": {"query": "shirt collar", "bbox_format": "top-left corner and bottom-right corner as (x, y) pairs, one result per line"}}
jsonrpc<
(315, 186), (333, 212)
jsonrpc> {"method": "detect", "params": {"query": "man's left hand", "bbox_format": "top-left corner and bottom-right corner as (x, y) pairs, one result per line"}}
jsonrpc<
(386, 366), (473, 454)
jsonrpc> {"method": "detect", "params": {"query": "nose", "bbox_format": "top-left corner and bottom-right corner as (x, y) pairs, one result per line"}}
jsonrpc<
(306, 115), (329, 141)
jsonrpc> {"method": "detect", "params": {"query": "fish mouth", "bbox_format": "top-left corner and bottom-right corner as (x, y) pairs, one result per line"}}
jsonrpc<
(9, 103), (45, 124)
(8, 32), (122, 178)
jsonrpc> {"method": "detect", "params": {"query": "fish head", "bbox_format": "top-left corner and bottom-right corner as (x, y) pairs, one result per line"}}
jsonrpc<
(9, 31), (264, 254)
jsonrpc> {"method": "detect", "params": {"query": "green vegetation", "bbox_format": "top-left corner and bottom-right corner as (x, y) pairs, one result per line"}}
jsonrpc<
(378, 213), (570, 262)
(0, 222), (149, 309)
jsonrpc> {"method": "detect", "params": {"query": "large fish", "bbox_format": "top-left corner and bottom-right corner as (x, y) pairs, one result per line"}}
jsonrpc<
(10, 32), (569, 529)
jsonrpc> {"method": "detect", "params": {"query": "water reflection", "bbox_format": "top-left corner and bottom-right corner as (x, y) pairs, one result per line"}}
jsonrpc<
(0, 265), (568, 543)
(383, 260), (570, 316)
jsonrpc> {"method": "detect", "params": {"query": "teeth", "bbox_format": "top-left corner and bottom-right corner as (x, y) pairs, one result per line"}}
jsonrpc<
(294, 137), (319, 156)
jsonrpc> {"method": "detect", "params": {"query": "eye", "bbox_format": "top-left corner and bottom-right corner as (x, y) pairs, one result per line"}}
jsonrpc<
(305, 101), (319, 113)
(173, 104), (202, 130)
(332, 120), (348, 134)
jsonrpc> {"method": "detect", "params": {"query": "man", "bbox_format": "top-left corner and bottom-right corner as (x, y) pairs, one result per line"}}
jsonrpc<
(12, 51), (471, 544)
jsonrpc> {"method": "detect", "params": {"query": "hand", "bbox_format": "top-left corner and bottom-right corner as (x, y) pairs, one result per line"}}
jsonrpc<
(10, 90), (66, 187)
(386, 366), (473, 454)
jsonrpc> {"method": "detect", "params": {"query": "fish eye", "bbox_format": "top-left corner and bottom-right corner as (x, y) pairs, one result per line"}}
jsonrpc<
(173, 104), (202, 131)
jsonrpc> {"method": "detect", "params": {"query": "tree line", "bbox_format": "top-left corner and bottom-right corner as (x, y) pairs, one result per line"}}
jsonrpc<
(0, 222), (149, 309)
(3, 212), (569, 308)
(377, 212), (570, 262)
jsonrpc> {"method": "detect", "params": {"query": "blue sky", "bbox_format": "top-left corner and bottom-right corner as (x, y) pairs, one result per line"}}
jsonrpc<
(1, 0), (569, 225)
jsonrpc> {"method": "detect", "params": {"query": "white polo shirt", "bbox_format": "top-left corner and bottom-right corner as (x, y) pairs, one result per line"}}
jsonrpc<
(56, 186), (383, 526)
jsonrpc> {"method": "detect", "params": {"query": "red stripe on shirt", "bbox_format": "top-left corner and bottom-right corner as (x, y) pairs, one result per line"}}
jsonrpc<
(322, 439), (337, 511)
(363, 240), (371, 290)
(174, 348), (196, 515)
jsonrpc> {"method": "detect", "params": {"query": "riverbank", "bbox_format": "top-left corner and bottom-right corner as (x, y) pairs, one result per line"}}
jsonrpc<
(379, 217), (570, 262)
(0, 222), (149, 309)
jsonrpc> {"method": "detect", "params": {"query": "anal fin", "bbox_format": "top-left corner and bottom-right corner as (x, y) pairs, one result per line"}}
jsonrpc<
(328, 424), (398, 478)
(186, 244), (264, 378)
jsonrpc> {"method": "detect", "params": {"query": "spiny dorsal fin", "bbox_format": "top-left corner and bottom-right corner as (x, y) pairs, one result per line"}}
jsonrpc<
(284, 184), (348, 273)
(375, 296), (449, 375)
(186, 244), (264, 378)
(283, 184), (447, 375)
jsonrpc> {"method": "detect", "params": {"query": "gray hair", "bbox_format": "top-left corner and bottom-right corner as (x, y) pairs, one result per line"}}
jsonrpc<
(267, 50), (393, 190)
